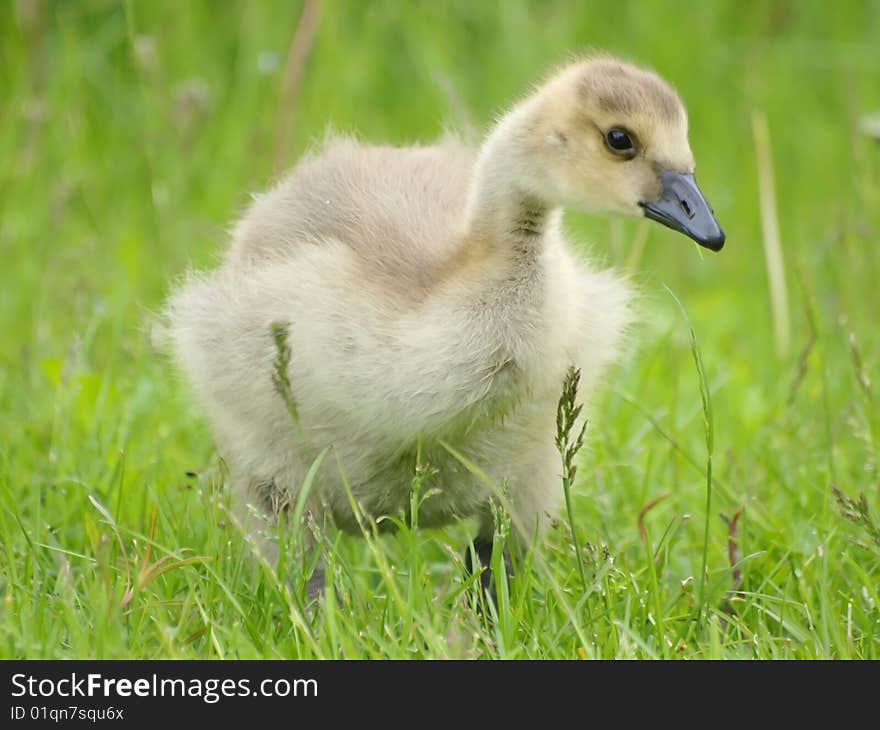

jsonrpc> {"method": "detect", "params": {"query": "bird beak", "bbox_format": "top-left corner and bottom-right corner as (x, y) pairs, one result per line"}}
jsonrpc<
(639, 171), (725, 251)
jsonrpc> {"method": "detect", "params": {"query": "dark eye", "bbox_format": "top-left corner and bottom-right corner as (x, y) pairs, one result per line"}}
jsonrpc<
(605, 128), (637, 157)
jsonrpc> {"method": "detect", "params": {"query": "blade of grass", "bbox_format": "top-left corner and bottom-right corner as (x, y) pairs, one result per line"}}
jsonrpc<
(666, 286), (715, 626)
(752, 110), (790, 359)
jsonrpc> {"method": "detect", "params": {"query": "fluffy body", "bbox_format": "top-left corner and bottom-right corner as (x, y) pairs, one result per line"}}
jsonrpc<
(164, 55), (698, 552)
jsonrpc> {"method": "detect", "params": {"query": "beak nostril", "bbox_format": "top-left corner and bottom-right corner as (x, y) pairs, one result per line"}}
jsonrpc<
(642, 170), (724, 250)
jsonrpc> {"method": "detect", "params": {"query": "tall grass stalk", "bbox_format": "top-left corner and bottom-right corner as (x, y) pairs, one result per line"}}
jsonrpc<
(752, 110), (791, 359)
(555, 367), (589, 596)
(666, 287), (715, 626)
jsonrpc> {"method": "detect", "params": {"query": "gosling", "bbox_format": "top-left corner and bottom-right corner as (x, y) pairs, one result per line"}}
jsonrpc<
(163, 54), (725, 593)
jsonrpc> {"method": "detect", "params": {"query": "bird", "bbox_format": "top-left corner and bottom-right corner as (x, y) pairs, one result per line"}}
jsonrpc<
(162, 54), (724, 595)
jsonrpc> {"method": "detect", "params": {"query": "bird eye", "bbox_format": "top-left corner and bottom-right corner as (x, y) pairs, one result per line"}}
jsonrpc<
(605, 128), (637, 157)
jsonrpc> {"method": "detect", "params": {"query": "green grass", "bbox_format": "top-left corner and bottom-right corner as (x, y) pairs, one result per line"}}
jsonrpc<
(1, 0), (879, 659)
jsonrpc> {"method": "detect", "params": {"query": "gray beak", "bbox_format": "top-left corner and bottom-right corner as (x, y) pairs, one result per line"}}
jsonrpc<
(639, 171), (725, 251)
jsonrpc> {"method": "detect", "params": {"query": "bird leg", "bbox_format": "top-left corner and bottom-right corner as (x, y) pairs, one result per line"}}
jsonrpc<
(305, 565), (325, 601)
(466, 537), (514, 596)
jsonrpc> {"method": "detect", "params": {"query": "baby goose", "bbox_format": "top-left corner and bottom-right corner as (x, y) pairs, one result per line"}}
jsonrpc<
(164, 55), (724, 590)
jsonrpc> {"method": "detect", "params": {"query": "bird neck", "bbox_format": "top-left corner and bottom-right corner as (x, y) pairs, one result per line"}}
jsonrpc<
(468, 187), (551, 244)
(463, 107), (558, 261)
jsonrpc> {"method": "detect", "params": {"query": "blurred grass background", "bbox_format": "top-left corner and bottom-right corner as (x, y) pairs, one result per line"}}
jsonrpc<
(0, 0), (878, 658)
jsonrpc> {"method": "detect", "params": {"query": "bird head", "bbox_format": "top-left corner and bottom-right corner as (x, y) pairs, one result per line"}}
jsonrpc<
(505, 55), (725, 251)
